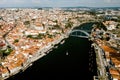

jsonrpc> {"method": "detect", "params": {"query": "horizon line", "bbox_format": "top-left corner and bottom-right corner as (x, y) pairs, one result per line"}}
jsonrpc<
(0, 6), (120, 8)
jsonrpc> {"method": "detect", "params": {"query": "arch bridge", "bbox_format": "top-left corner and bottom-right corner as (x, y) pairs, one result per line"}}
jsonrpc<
(69, 29), (90, 38)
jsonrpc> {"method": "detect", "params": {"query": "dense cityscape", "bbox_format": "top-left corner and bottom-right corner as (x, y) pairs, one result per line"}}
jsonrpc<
(0, 7), (120, 80)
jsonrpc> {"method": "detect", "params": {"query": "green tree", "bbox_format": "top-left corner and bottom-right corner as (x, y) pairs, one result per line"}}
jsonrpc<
(54, 24), (61, 29)
(24, 21), (30, 28)
(65, 21), (73, 29)
(24, 21), (30, 25)
(0, 48), (13, 58)
(14, 39), (19, 43)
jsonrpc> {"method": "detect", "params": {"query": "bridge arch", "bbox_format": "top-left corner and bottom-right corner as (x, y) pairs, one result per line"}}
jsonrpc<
(69, 29), (90, 38)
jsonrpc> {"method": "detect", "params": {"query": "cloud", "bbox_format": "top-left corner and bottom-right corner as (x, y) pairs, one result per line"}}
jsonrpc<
(12, 0), (25, 3)
(0, 0), (7, 4)
(31, 0), (52, 4)
(0, 0), (25, 5)
(45, 0), (81, 7)
(104, 0), (120, 3)
(0, 0), (7, 2)
(31, 0), (52, 6)
(31, 0), (41, 4)
(104, 0), (112, 3)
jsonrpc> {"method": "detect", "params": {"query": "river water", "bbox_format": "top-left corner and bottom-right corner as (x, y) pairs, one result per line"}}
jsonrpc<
(6, 22), (97, 80)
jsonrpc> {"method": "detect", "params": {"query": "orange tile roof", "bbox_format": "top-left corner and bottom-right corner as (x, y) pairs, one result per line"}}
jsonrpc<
(109, 68), (120, 76)
(34, 22), (42, 26)
(0, 67), (8, 74)
(111, 74), (120, 80)
(101, 45), (117, 53)
(16, 53), (24, 59)
(111, 58), (120, 66)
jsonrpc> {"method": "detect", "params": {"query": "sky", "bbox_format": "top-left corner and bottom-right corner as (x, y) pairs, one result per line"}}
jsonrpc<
(0, 0), (120, 7)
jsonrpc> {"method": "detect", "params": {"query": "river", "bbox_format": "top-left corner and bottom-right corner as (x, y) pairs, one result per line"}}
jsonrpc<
(6, 22), (97, 80)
